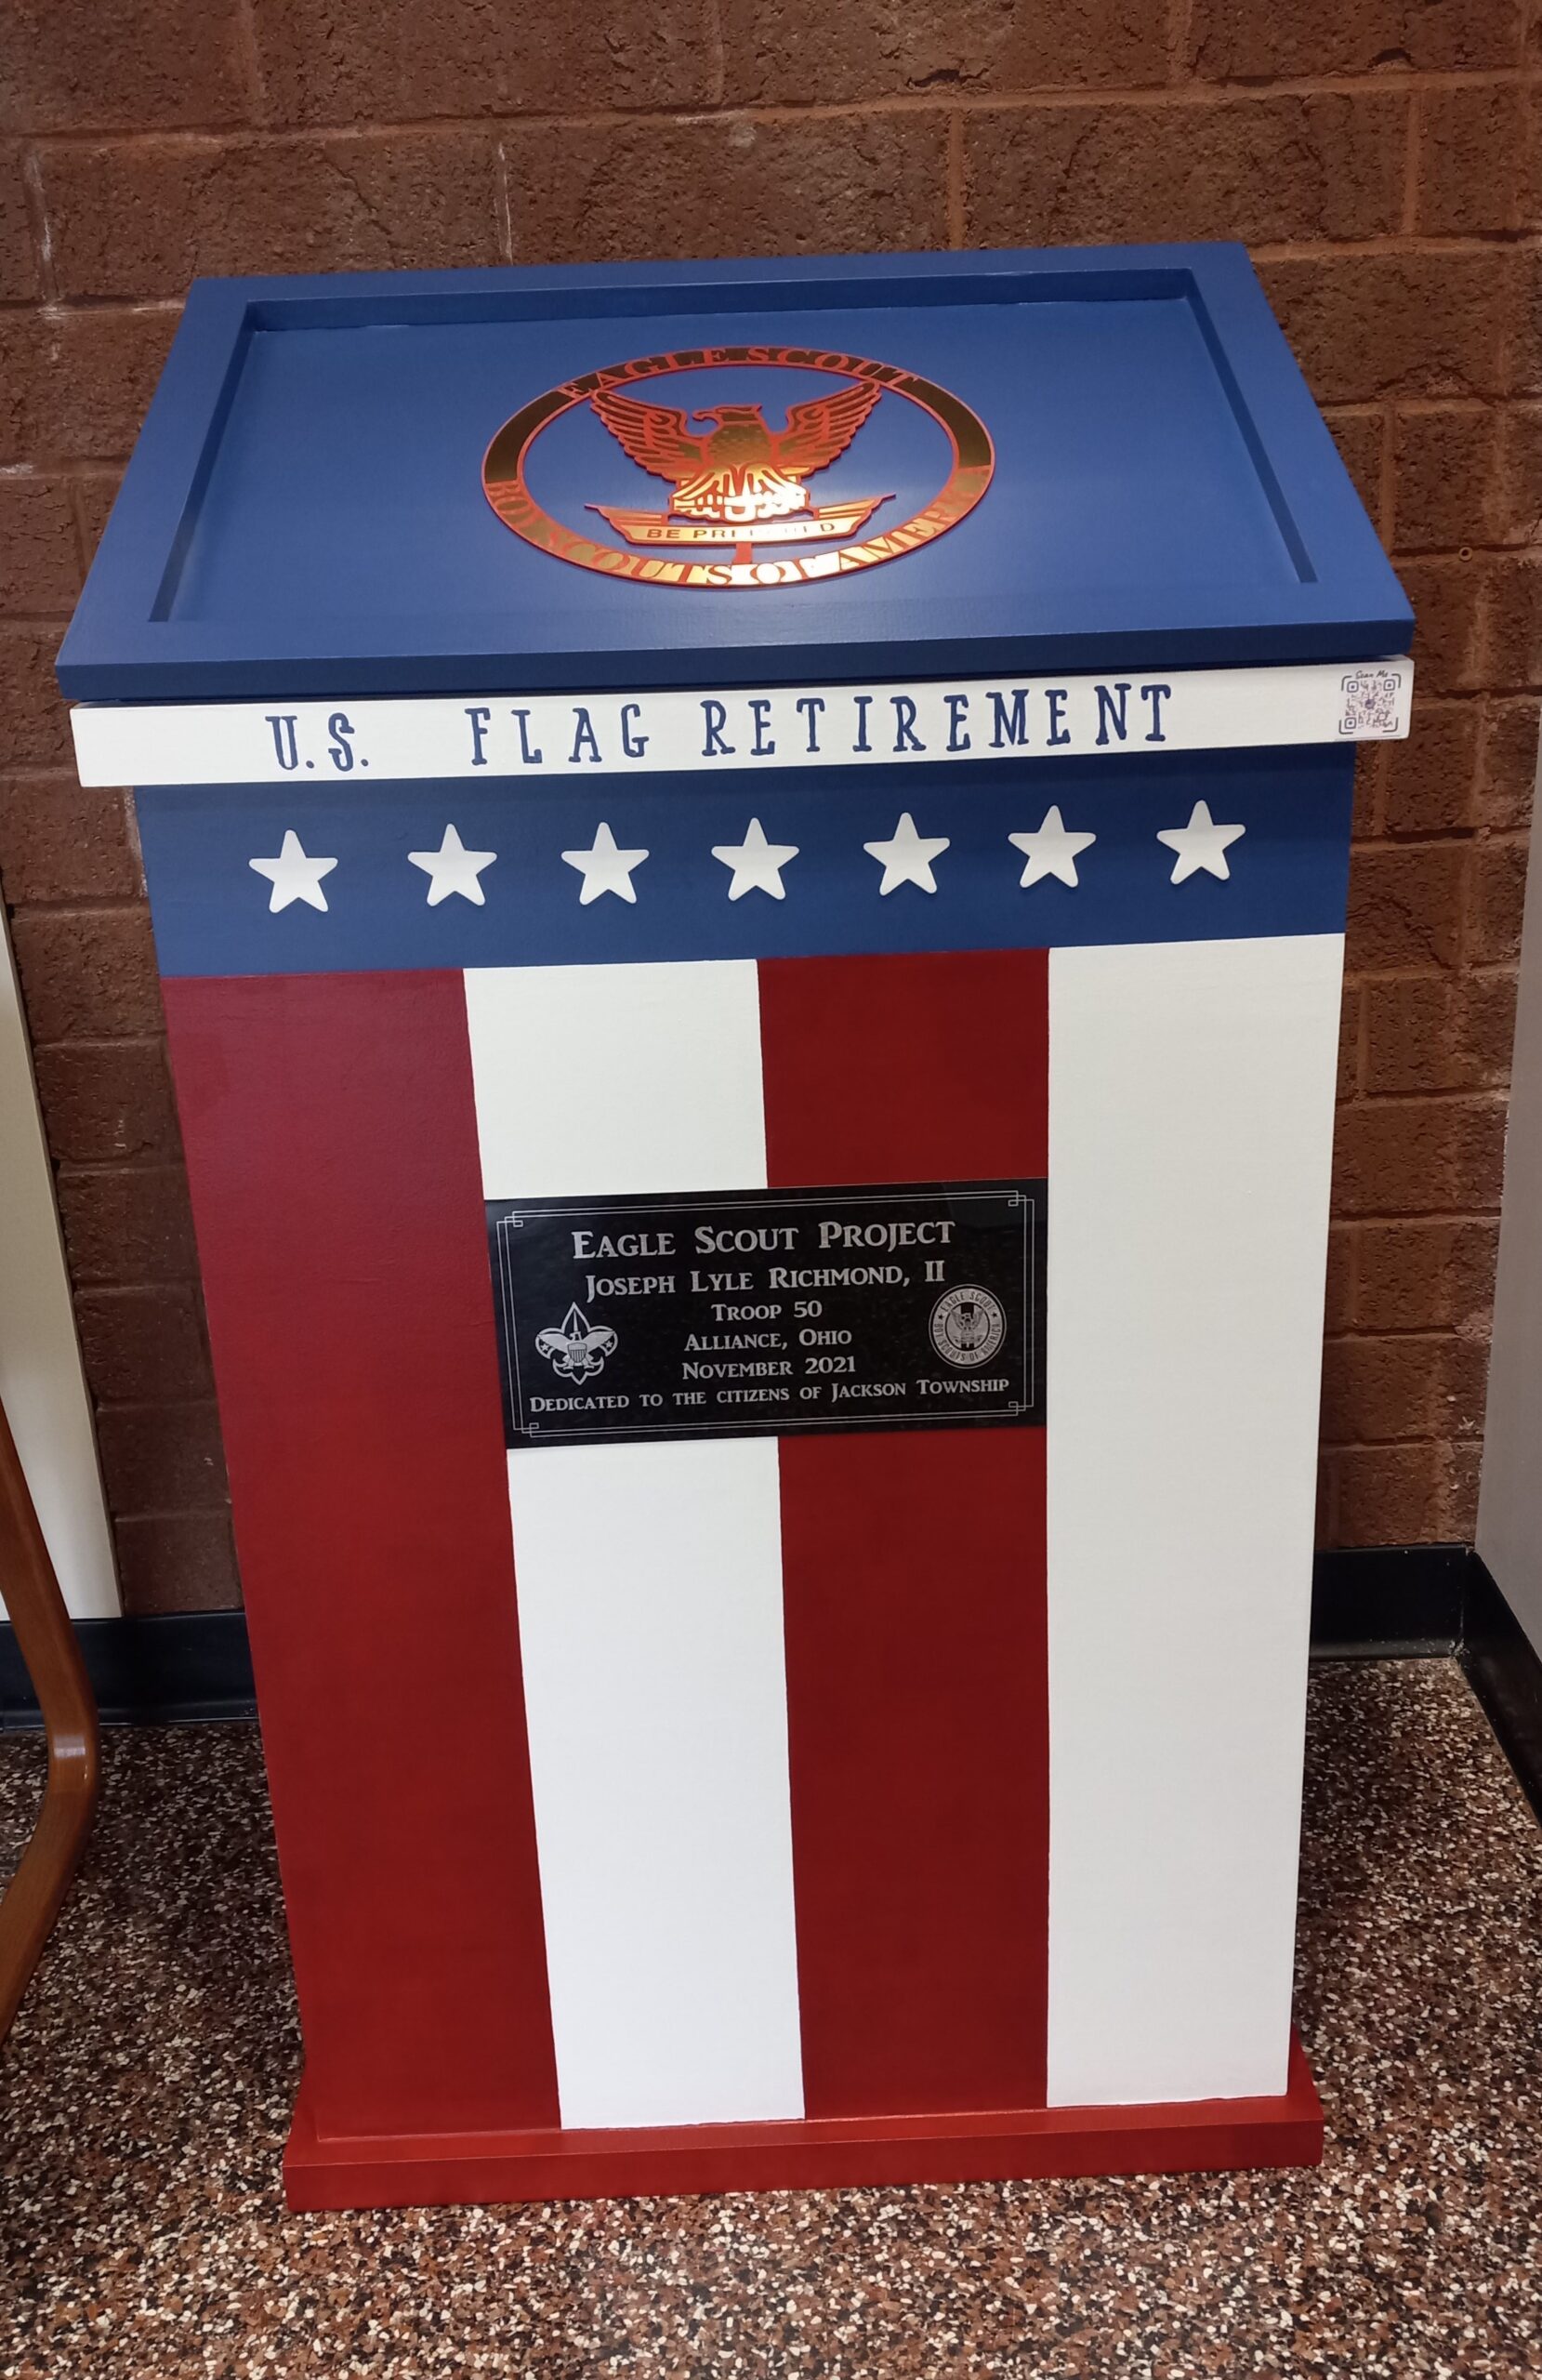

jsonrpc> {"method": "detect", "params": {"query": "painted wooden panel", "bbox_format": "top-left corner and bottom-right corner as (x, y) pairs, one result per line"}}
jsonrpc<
(466, 959), (766, 1199)
(468, 957), (803, 2129)
(507, 1438), (803, 2128)
(1046, 932), (1342, 2105)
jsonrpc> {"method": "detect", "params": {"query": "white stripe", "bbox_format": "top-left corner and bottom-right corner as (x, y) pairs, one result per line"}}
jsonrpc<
(465, 959), (766, 1198)
(464, 959), (803, 2129)
(70, 659), (1414, 787)
(507, 1438), (801, 2129)
(1046, 934), (1342, 2107)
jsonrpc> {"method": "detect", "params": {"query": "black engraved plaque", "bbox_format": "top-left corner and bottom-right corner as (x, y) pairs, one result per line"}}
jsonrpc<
(486, 1179), (1044, 1448)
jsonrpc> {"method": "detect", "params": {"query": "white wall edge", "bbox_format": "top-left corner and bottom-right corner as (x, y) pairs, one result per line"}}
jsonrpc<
(0, 913), (120, 1620)
(1476, 713), (1542, 1657)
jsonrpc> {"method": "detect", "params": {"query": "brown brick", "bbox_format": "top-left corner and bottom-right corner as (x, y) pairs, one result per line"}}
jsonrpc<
(41, 132), (504, 302)
(8, 906), (163, 1042)
(1186, 0), (1519, 77)
(0, 144), (37, 300)
(1356, 1218), (1499, 1333)
(1329, 1442), (1444, 1547)
(1353, 746), (1388, 839)
(96, 1401), (229, 1517)
(1351, 745), (1379, 840)
(74, 1286), (211, 1403)
(724, 0), (1166, 101)
(0, 307), (180, 466)
(72, 473), (125, 563)
(1325, 1223), (1356, 1334)
(1380, 700), (1481, 837)
(113, 1513), (240, 1615)
(1417, 81), (1535, 238)
(0, 0), (250, 133)
(1338, 978), (1363, 1097)
(1392, 405), (1503, 552)
(1443, 1334), (1492, 1441)
(1467, 838), (1530, 963)
(1508, 245), (1542, 396)
(252, 0), (711, 124)
(1325, 407), (1386, 537)
(1461, 968), (1520, 1082)
(55, 1165), (198, 1285)
(1332, 1093), (1507, 1215)
(31, 1039), (180, 1162)
(0, 477), (81, 615)
(0, 316), (40, 462)
(6, 789), (137, 919)
(964, 93), (1405, 250)
(1363, 971), (1517, 1094)
(0, 779), (138, 904)
(1440, 1437), (1483, 1537)
(1321, 1332), (1457, 1444)
(1345, 840), (1467, 971)
(1397, 554), (1485, 694)
(1477, 698), (1539, 831)
(0, 626), (71, 767)
(1484, 550), (1542, 690)
(1259, 252), (1513, 405)
(507, 113), (951, 268)
(1497, 405), (1542, 544)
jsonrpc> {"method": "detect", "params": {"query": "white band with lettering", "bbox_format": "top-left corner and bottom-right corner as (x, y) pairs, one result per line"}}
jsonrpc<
(71, 658), (1413, 789)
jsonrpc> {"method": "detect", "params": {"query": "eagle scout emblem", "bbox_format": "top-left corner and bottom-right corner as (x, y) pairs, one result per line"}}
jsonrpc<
(929, 1285), (1008, 1369)
(482, 345), (994, 590)
(589, 379), (887, 550)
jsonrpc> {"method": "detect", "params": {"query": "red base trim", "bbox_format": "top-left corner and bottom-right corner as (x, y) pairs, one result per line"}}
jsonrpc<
(283, 2035), (1324, 2210)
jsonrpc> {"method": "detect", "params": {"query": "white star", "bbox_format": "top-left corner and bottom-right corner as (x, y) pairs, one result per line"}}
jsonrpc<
(248, 828), (337, 914)
(408, 823), (497, 906)
(711, 817), (799, 901)
(863, 811), (950, 895)
(1157, 800), (1246, 885)
(561, 821), (650, 906)
(1008, 805), (1097, 890)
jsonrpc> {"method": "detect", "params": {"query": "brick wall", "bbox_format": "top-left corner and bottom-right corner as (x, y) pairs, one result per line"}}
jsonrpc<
(1, 2), (1537, 1610)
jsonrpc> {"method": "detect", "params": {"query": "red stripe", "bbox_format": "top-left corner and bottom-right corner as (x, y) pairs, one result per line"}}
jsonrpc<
(163, 972), (559, 2141)
(760, 949), (1048, 2118)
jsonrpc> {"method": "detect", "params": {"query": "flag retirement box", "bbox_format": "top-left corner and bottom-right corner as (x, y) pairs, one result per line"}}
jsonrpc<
(60, 246), (1413, 2211)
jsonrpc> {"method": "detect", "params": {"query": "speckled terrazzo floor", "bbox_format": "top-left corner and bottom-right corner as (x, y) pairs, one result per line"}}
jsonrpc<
(1, 1662), (1539, 2379)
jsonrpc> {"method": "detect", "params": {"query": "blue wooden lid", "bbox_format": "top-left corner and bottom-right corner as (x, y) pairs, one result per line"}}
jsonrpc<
(58, 245), (1411, 703)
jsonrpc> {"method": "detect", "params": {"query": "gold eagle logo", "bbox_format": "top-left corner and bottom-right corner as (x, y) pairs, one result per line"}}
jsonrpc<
(587, 382), (888, 558)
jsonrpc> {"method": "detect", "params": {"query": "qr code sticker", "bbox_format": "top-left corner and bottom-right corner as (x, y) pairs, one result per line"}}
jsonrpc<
(1339, 668), (1404, 737)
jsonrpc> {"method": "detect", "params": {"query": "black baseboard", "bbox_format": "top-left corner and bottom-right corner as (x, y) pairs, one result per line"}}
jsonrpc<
(1464, 1555), (1542, 1829)
(0, 1611), (256, 1732)
(1309, 1543), (1470, 1659)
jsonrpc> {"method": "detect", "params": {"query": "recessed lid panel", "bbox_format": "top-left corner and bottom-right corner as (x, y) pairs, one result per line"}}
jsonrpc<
(58, 246), (1412, 702)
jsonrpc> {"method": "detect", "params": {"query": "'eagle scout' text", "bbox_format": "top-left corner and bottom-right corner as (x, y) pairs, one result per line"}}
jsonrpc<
(571, 1212), (958, 1302)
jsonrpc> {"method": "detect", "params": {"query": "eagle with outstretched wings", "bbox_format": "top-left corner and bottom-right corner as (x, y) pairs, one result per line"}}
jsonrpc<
(590, 381), (883, 524)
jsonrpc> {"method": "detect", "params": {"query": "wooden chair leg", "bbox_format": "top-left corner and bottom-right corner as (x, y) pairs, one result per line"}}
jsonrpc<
(0, 1392), (100, 2043)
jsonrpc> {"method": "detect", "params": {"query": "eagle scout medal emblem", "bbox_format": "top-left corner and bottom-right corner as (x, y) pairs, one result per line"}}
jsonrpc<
(482, 346), (994, 589)
(929, 1285), (1008, 1370)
